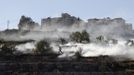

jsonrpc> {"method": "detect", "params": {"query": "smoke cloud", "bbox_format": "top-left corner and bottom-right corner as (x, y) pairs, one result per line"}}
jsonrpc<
(0, 13), (134, 60)
(56, 40), (134, 60)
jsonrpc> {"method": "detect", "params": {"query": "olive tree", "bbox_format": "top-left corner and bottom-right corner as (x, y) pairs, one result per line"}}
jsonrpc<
(70, 30), (90, 43)
(81, 30), (90, 43)
(70, 31), (82, 43)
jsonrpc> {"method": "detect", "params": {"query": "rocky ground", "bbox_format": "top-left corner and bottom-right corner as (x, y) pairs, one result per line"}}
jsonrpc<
(0, 55), (133, 75)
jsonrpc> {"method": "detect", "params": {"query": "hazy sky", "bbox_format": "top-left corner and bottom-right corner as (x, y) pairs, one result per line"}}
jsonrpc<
(0, 0), (134, 30)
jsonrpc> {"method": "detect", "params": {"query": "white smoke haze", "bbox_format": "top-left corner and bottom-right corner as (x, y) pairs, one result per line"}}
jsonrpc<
(12, 30), (134, 60)
(15, 42), (35, 54)
(0, 14), (134, 60)
(0, 30), (70, 41)
(55, 40), (134, 60)
(1, 15), (133, 41)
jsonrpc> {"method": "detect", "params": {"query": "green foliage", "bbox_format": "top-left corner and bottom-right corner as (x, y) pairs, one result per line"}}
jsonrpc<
(58, 38), (67, 45)
(75, 51), (82, 59)
(18, 15), (39, 30)
(70, 30), (90, 43)
(70, 32), (82, 43)
(19, 15), (35, 26)
(96, 35), (104, 41)
(35, 40), (52, 54)
(81, 30), (90, 42)
(0, 44), (15, 55)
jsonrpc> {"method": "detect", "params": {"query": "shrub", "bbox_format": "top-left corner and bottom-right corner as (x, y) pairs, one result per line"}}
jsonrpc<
(35, 40), (52, 54)
(0, 44), (15, 55)
(58, 38), (67, 45)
